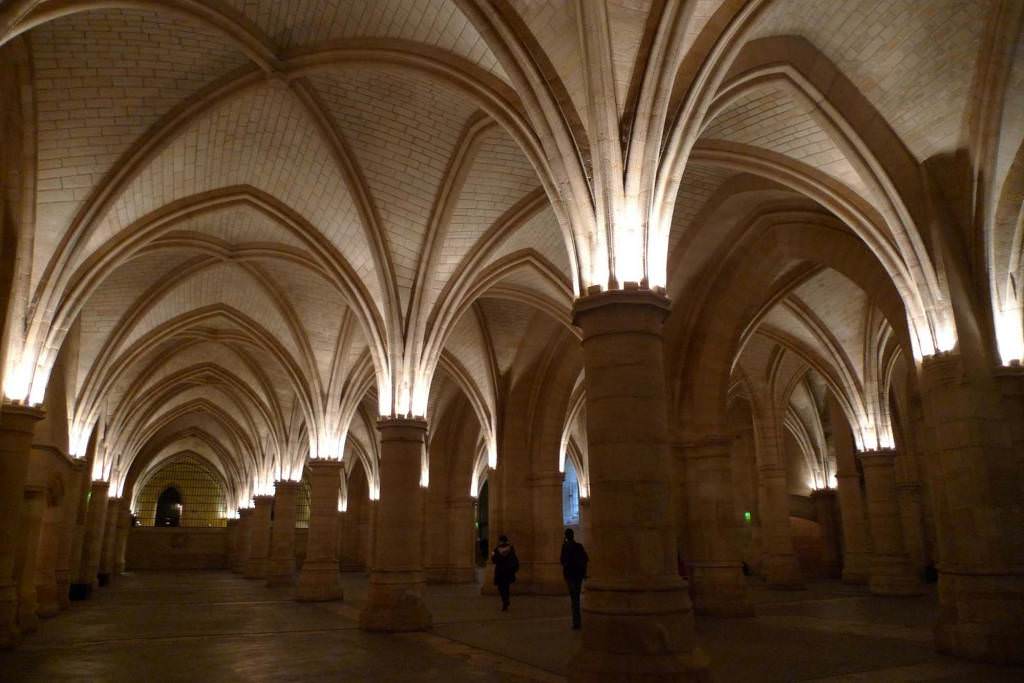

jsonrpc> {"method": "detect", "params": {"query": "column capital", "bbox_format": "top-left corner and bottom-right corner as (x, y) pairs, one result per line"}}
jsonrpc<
(377, 416), (428, 439)
(253, 494), (274, 504)
(572, 288), (671, 334)
(273, 480), (301, 493)
(810, 488), (838, 500)
(307, 458), (345, 474)
(238, 507), (253, 518)
(858, 448), (897, 466)
(0, 402), (45, 431)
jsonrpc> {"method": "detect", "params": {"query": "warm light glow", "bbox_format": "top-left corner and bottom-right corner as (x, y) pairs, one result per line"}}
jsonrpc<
(995, 307), (1024, 365)
(613, 203), (645, 286)
(2, 360), (31, 403)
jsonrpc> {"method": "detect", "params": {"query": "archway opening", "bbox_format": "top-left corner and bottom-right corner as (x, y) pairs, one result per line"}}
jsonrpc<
(155, 487), (182, 527)
(475, 479), (489, 566)
(562, 458), (580, 531)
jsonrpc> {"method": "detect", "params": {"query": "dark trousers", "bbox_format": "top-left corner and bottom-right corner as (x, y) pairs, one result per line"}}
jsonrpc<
(566, 577), (583, 627)
(497, 581), (511, 609)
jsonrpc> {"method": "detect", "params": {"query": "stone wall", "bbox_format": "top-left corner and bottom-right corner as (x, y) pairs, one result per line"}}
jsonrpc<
(126, 527), (309, 571)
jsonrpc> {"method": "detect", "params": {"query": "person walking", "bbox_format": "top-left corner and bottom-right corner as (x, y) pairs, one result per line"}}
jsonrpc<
(560, 528), (588, 629)
(491, 534), (519, 611)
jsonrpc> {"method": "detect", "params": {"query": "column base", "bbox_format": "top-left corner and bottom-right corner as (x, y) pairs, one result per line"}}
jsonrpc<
(244, 559), (267, 580)
(35, 584), (60, 618)
(444, 567), (475, 584)
(295, 561), (343, 602)
(69, 583), (91, 601)
(868, 555), (923, 596)
(530, 562), (567, 595)
(55, 574), (71, 610)
(265, 560), (295, 587)
(0, 585), (19, 648)
(17, 604), (38, 634)
(841, 553), (871, 585)
(690, 563), (754, 617)
(359, 573), (431, 632)
(935, 571), (1024, 664)
(569, 579), (709, 682)
(764, 554), (804, 589)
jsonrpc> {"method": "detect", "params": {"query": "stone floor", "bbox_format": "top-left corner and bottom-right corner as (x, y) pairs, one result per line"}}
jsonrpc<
(1, 571), (1021, 682)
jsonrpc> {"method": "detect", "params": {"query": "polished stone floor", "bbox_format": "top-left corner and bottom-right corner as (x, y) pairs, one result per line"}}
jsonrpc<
(1, 571), (1021, 682)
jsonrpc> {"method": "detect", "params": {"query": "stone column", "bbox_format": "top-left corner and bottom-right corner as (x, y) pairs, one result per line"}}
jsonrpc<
(266, 481), (299, 586)
(234, 508), (253, 574)
(446, 496), (476, 583)
(530, 470), (566, 594)
(858, 449), (922, 595)
(114, 502), (130, 575)
(570, 290), (707, 681)
(225, 518), (239, 569)
(80, 481), (109, 592)
(34, 482), (63, 617)
(833, 425), (871, 584)
(920, 354), (1022, 662)
(682, 436), (752, 617)
(359, 417), (431, 632)
(297, 460), (344, 601)
(577, 498), (591, 545)
(98, 496), (120, 586)
(810, 489), (841, 579)
(759, 464), (803, 588)
(0, 404), (44, 648)
(56, 459), (86, 608)
(896, 481), (927, 574)
(15, 487), (45, 632)
(245, 495), (273, 579)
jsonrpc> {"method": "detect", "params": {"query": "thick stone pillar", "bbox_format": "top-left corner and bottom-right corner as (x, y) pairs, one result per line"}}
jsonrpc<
(578, 497), (591, 545)
(920, 354), (1022, 662)
(15, 487), (45, 632)
(833, 424), (871, 584)
(446, 496), (476, 583)
(34, 482), (63, 617)
(359, 417), (431, 632)
(810, 489), (841, 579)
(530, 470), (566, 594)
(234, 508), (252, 574)
(297, 460), (344, 601)
(0, 404), (44, 648)
(98, 497), (120, 585)
(858, 449), (922, 596)
(759, 465), (803, 588)
(114, 502), (130, 575)
(80, 481), (109, 592)
(266, 481), (299, 586)
(56, 459), (86, 608)
(896, 481), (927, 574)
(570, 290), (706, 681)
(245, 495), (272, 579)
(682, 436), (752, 616)
(225, 518), (239, 569)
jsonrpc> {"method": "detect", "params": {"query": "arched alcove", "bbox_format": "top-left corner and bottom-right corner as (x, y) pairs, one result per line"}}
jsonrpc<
(155, 487), (182, 528)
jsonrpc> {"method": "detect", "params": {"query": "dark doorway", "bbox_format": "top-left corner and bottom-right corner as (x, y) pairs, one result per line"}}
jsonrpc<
(475, 480), (489, 566)
(155, 487), (183, 527)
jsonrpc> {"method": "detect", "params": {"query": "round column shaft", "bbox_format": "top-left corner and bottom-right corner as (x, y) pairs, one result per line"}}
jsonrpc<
(296, 460), (344, 601)
(569, 290), (707, 681)
(859, 449), (922, 596)
(359, 417), (431, 632)
(266, 481), (300, 587)
(98, 497), (120, 585)
(245, 496), (273, 579)
(15, 487), (45, 633)
(234, 508), (253, 574)
(80, 481), (109, 593)
(683, 436), (753, 616)
(56, 459), (86, 609)
(0, 404), (44, 648)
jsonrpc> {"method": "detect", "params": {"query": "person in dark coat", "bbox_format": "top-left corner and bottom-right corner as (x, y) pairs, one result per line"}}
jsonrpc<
(560, 528), (588, 629)
(491, 534), (518, 611)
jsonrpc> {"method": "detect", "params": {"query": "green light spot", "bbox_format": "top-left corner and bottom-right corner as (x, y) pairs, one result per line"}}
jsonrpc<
(743, 511), (752, 523)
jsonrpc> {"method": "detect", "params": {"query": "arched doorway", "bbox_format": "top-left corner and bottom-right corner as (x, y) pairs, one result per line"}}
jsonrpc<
(563, 459), (580, 533)
(475, 480), (489, 566)
(155, 487), (182, 527)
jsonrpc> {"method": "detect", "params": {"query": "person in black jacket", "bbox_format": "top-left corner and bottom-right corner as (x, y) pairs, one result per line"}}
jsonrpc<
(491, 534), (518, 611)
(560, 528), (588, 629)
